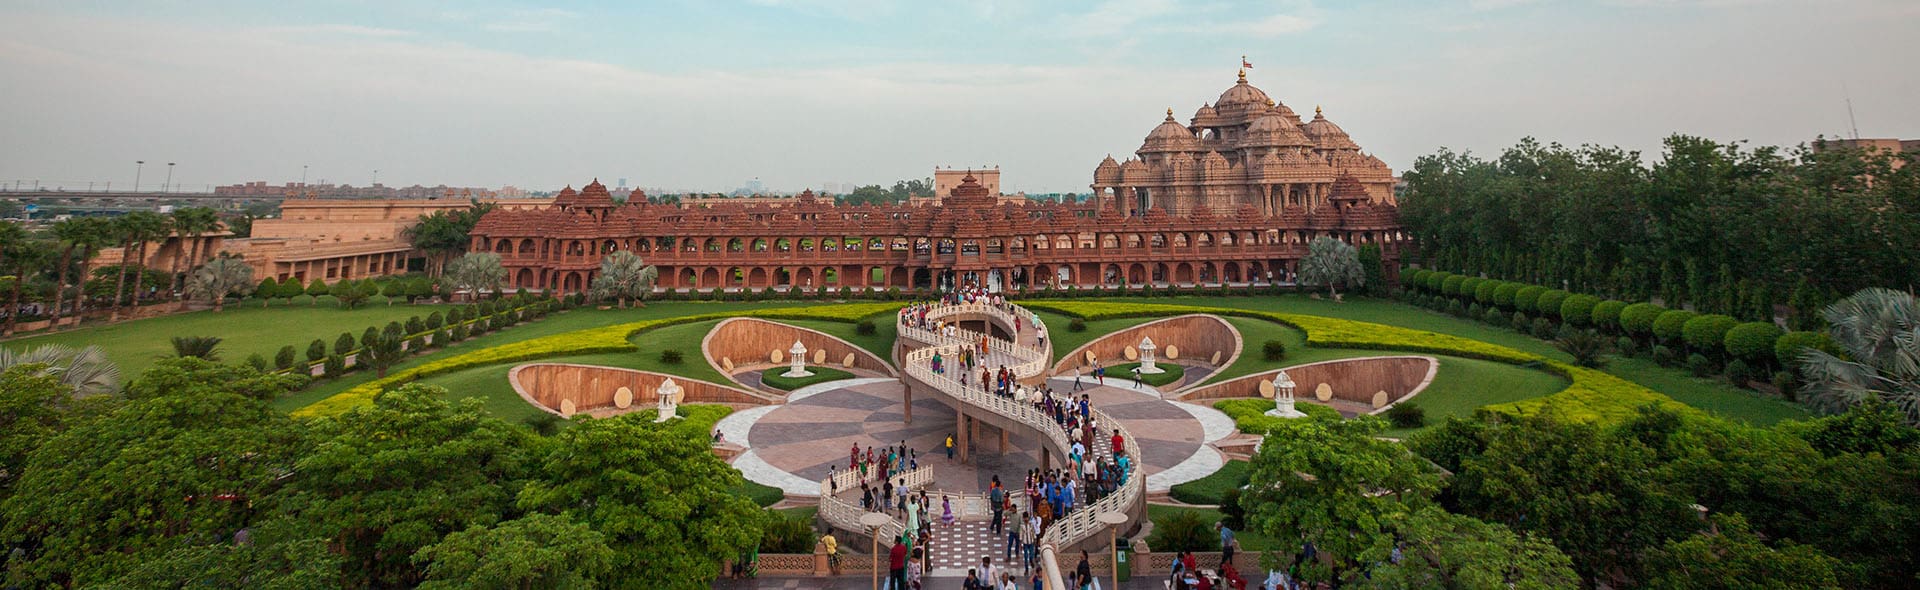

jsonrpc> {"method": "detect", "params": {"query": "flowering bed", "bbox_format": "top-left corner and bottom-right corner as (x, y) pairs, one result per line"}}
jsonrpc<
(1021, 301), (1685, 423)
(295, 302), (903, 417)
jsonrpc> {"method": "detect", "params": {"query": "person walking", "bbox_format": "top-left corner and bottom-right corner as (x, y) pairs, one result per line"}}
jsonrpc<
(1217, 521), (1238, 570)
(1072, 366), (1083, 391)
(889, 537), (908, 590)
(822, 531), (841, 575)
(989, 478), (1005, 534)
(946, 434), (956, 460)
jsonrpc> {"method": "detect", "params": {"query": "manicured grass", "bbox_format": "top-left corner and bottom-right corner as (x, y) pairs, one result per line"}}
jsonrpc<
(1169, 460), (1249, 505)
(736, 480), (788, 507)
(761, 366), (857, 391)
(3, 298), (454, 378)
(1383, 356), (1571, 437)
(781, 319), (899, 364)
(774, 506), (818, 521)
(1106, 361), (1185, 387)
(1604, 356), (1807, 425)
(1145, 505), (1278, 552)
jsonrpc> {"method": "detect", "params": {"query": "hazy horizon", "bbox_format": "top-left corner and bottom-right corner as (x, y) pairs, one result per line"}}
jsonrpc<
(2, 0), (1915, 195)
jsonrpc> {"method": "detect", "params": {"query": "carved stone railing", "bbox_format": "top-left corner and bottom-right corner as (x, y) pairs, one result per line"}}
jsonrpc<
(898, 302), (1050, 378)
(817, 465), (933, 545)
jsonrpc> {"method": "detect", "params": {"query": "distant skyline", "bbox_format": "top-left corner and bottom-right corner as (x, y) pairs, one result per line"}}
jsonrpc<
(1, 0), (1915, 194)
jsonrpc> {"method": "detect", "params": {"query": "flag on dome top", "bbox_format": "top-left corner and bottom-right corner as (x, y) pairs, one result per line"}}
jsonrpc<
(1242, 56), (1253, 69)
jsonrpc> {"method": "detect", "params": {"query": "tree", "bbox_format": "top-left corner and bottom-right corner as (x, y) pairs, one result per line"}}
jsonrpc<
(101, 528), (344, 590)
(304, 277), (330, 305)
(109, 211), (169, 320)
(48, 217), (110, 331)
(256, 276), (279, 307)
(414, 514), (614, 590)
(0, 365), (85, 503)
(169, 335), (223, 361)
(445, 252), (506, 301)
(166, 207), (221, 298)
(1798, 288), (1920, 425)
(517, 414), (763, 589)
(1643, 514), (1843, 590)
(1358, 508), (1578, 590)
(275, 276), (307, 303)
(0, 358), (305, 587)
(404, 201), (497, 277)
(1553, 328), (1611, 368)
(0, 237), (52, 335)
(276, 384), (533, 587)
(354, 334), (405, 378)
(305, 339), (328, 363)
(184, 254), (255, 311)
(1358, 244), (1387, 296)
(274, 345), (297, 370)
(587, 250), (659, 308)
(330, 279), (377, 309)
(1240, 416), (1443, 585)
(1297, 236), (1366, 298)
(0, 344), (121, 397)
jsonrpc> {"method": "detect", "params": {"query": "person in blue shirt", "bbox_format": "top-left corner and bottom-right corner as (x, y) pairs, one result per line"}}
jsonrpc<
(1217, 521), (1237, 568)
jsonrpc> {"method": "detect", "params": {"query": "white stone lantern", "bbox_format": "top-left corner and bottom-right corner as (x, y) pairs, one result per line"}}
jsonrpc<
(782, 340), (814, 378)
(655, 378), (684, 422)
(1265, 369), (1306, 418)
(1138, 336), (1164, 374)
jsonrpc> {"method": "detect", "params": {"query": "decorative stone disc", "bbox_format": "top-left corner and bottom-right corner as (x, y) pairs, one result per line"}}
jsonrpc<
(842, 352), (856, 368)
(1209, 350), (1222, 365)
(613, 386), (633, 409)
(722, 357), (734, 372)
(1258, 379), (1276, 398)
(1372, 391), (1390, 409)
(1124, 346), (1138, 361)
(1084, 350), (1096, 365)
(814, 349), (827, 364)
(1315, 383), (1333, 402)
(559, 398), (576, 417)
(770, 350), (783, 364)
(1165, 345), (1179, 359)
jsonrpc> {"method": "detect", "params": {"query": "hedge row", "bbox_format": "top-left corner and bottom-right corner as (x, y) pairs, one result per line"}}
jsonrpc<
(293, 302), (905, 417)
(1402, 268), (1835, 369)
(1021, 300), (1686, 424)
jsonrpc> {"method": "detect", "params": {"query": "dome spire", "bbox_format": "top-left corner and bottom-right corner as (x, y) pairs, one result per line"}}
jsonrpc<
(1237, 68), (1246, 82)
(1165, 107), (1174, 121)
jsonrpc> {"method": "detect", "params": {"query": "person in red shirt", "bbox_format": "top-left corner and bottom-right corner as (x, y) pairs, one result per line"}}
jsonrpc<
(889, 537), (908, 589)
(1111, 432), (1124, 455)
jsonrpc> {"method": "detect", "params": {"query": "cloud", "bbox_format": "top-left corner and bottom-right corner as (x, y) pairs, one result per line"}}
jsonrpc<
(263, 24), (415, 37)
(480, 8), (581, 33)
(1468, 0), (1542, 10)
(1207, 13), (1318, 36)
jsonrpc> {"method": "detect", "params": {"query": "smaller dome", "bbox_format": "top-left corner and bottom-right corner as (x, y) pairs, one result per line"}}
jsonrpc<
(1094, 154), (1122, 183)
(1243, 111), (1311, 147)
(1303, 106), (1361, 150)
(1140, 108), (1199, 153)
(1191, 102), (1218, 121)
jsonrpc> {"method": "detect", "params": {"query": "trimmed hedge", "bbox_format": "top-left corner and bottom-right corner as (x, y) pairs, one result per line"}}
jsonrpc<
(1559, 294), (1601, 327)
(1473, 279), (1500, 304)
(1652, 310), (1698, 343)
(1214, 398), (1343, 435)
(1620, 303), (1666, 336)
(1492, 282), (1521, 309)
(1535, 290), (1571, 318)
(1774, 331), (1838, 365)
(1591, 300), (1629, 331)
(1723, 322), (1784, 363)
(1681, 314), (1739, 353)
(1441, 275), (1467, 297)
(1458, 277), (1484, 302)
(1024, 301), (1687, 424)
(1514, 286), (1547, 315)
(294, 302), (904, 417)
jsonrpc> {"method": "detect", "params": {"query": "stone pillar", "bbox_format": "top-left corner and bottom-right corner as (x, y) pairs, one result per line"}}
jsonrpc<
(902, 385), (913, 424)
(956, 412), (971, 464)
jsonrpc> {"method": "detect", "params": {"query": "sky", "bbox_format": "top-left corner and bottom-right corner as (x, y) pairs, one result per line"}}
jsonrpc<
(0, 0), (1915, 194)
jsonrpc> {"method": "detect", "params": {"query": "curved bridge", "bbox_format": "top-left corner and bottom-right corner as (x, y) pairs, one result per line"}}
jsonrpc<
(893, 300), (1146, 589)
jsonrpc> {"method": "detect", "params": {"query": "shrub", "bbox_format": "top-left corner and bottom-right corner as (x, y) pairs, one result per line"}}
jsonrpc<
(426, 311), (444, 330)
(1535, 290), (1571, 318)
(1492, 282), (1522, 309)
(323, 354), (345, 378)
(760, 510), (818, 554)
(274, 345), (297, 370)
(1557, 294), (1598, 327)
(1405, 269), (1431, 290)
(1484, 307), (1508, 327)
(335, 332), (356, 356)
(1619, 302), (1666, 336)
(1512, 311), (1530, 331)
(1724, 359), (1756, 388)
(383, 321), (403, 340)
(433, 329), (448, 347)
(1651, 344), (1678, 367)
(1385, 402), (1426, 428)
(855, 320), (877, 336)
(306, 339), (328, 362)
(660, 349), (684, 364)
(1591, 300), (1629, 332)
(521, 413), (563, 436)
(1681, 314), (1739, 354)
(1423, 271), (1449, 292)
(1473, 279), (1500, 304)
(1514, 286), (1547, 315)
(1467, 302), (1484, 320)
(446, 308), (464, 324)
(1250, 339), (1286, 363)
(1148, 509), (1215, 553)
(1446, 299), (1465, 317)
(1774, 331), (1838, 365)
(1771, 371), (1798, 401)
(1068, 318), (1087, 332)
(360, 327), (380, 349)
(245, 353), (270, 372)
(1554, 329), (1610, 368)
(406, 316), (425, 335)
(1687, 353), (1715, 377)
(1530, 317), (1556, 339)
(1723, 322), (1784, 364)
(1651, 310), (1698, 343)
(1219, 488), (1247, 531)
(1458, 277), (1484, 301)
(1441, 274), (1467, 297)
(1616, 336), (1638, 358)
(450, 324), (469, 342)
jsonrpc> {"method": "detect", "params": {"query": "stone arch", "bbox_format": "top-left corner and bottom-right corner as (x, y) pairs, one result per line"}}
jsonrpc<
(515, 268), (535, 288)
(701, 267), (721, 288)
(562, 271), (585, 292)
(795, 267), (815, 287)
(727, 238), (745, 253)
(1174, 262), (1194, 283)
(493, 238), (512, 253)
(1103, 263), (1122, 285)
(747, 267), (769, 288)
(601, 239), (618, 254)
(727, 267), (745, 288)
(1224, 262), (1243, 282)
(518, 238), (536, 254)
(1129, 263), (1148, 284)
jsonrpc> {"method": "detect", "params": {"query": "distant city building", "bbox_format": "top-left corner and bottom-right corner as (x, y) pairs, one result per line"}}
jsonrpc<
(213, 181), (509, 199)
(1812, 137), (1918, 170)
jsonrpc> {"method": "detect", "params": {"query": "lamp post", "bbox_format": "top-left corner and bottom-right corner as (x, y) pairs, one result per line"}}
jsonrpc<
(1097, 511), (1129, 590)
(301, 165), (308, 187)
(164, 162), (175, 193)
(134, 160), (144, 193)
(859, 512), (892, 590)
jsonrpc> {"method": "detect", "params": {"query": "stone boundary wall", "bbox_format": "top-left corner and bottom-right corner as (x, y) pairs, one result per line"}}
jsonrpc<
(1175, 356), (1438, 411)
(1050, 314), (1241, 375)
(701, 317), (896, 377)
(509, 363), (778, 417)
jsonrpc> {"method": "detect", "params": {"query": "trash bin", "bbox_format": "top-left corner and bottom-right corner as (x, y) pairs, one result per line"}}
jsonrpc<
(1114, 546), (1132, 582)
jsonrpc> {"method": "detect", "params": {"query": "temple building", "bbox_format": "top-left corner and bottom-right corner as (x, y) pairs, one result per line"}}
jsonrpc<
(1092, 70), (1396, 216)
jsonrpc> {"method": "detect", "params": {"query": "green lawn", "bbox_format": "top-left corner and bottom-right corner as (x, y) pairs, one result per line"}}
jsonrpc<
(1169, 460), (1249, 505)
(761, 366), (857, 391)
(2, 299), (455, 377)
(1146, 505), (1279, 552)
(1107, 361), (1185, 387)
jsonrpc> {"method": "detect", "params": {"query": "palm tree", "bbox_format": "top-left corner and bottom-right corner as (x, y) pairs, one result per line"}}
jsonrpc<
(57, 217), (112, 331)
(588, 250), (659, 308)
(0, 344), (121, 396)
(1297, 236), (1366, 298)
(0, 238), (52, 336)
(167, 207), (221, 299)
(109, 211), (168, 321)
(49, 218), (103, 331)
(403, 201), (497, 277)
(1797, 288), (1920, 425)
(1553, 328), (1611, 368)
(168, 335), (223, 361)
(184, 254), (255, 312)
(444, 252), (506, 301)
(355, 334), (405, 378)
